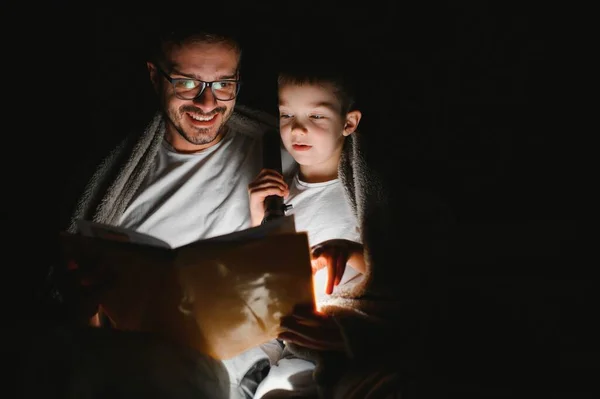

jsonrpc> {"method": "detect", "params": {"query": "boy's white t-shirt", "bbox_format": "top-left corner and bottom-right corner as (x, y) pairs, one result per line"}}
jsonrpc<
(118, 130), (262, 249)
(254, 173), (364, 398)
(283, 174), (363, 299)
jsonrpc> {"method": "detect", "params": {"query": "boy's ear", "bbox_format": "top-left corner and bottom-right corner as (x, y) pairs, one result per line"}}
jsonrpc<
(343, 110), (362, 136)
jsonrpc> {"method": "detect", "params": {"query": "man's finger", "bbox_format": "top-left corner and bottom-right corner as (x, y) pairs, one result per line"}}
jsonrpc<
(279, 316), (331, 343)
(277, 332), (333, 351)
(289, 303), (320, 320)
(280, 315), (320, 331)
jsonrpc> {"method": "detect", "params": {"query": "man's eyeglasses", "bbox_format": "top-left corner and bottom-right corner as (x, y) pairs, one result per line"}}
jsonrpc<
(156, 67), (241, 101)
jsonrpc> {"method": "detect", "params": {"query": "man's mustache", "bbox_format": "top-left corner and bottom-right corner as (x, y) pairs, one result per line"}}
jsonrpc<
(181, 106), (226, 116)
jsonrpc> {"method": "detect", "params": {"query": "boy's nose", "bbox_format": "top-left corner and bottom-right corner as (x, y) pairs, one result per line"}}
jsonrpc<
(290, 120), (308, 134)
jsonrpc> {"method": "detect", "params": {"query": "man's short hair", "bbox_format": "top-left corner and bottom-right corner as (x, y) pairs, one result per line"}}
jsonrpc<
(144, 22), (243, 70)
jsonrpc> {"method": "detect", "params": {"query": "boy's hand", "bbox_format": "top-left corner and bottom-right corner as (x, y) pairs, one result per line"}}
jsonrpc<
(311, 239), (362, 295)
(248, 168), (289, 226)
(278, 304), (345, 352)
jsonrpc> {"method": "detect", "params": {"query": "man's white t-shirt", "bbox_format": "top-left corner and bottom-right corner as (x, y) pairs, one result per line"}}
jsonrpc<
(118, 129), (262, 249)
(117, 129), (268, 396)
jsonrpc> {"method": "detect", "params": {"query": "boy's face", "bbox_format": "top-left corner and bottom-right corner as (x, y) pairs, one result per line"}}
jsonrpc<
(278, 82), (360, 169)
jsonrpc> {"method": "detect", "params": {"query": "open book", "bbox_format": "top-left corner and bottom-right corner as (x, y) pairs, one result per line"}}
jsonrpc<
(59, 215), (315, 360)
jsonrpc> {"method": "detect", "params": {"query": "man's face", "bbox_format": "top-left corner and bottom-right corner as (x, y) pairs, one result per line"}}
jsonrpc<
(278, 83), (347, 168)
(149, 41), (239, 152)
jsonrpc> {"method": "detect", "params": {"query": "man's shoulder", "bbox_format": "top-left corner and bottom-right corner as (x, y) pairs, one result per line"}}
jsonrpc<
(226, 104), (299, 176)
(227, 104), (278, 140)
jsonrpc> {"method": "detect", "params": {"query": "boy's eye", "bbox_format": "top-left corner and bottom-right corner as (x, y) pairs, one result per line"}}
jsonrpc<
(280, 114), (292, 119)
(310, 115), (325, 119)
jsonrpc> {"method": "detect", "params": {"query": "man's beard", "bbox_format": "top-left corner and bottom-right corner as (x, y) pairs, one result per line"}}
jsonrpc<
(169, 105), (232, 145)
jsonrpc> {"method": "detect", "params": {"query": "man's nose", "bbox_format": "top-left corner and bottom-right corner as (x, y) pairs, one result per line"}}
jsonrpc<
(192, 86), (218, 111)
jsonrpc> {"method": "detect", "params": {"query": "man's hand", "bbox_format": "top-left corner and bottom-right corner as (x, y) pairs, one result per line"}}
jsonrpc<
(311, 239), (363, 295)
(60, 256), (116, 326)
(278, 304), (345, 352)
(247, 168), (289, 226)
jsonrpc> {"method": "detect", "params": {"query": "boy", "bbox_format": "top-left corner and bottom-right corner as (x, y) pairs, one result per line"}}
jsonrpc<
(249, 67), (366, 298)
(248, 66), (366, 397)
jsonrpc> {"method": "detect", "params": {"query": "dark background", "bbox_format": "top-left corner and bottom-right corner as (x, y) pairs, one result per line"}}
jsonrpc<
(5, 4), (587, 398)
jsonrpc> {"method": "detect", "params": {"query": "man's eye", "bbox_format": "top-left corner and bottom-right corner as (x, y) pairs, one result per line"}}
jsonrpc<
(175, 80), (198, 90)
(280, 114), (291, 119)
(310, 115), (325, 119)
(214, 81), (231, 89)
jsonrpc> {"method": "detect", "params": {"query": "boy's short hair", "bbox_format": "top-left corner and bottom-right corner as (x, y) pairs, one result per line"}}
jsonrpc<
(277, 61), (357, 117)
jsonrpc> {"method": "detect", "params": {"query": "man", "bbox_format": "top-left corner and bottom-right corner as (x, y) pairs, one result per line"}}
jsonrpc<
(51, 24), (294, 399)
(69, 26), (289, 245)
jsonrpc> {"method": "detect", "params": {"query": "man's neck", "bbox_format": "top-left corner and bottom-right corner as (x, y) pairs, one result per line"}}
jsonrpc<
(165, 126), (229, 154)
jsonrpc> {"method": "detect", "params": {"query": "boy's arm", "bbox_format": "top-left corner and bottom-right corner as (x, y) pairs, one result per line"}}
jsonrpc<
(311, 240), (365, 294)
(347, 246), (366, 275)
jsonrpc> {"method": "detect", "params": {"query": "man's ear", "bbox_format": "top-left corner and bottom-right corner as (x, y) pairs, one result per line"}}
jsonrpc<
(147, 62), (160, 93)
(343, 110), (362, 136)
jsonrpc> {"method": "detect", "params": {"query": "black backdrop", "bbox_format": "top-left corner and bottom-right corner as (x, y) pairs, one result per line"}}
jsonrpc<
(4, 4), (587, 397)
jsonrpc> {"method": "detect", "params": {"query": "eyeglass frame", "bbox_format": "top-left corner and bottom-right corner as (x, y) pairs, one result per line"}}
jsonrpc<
(155, 65), (241, 101)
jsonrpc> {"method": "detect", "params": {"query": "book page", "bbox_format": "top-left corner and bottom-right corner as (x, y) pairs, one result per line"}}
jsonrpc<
(99, 230), (315, 360)
(177, 232), (313, 360)
(68, 214), (314, 360)
(76, 219), (171, 249)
